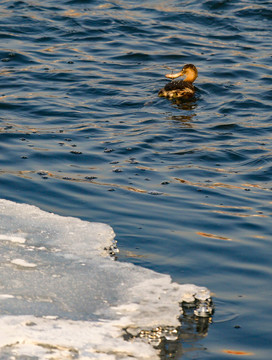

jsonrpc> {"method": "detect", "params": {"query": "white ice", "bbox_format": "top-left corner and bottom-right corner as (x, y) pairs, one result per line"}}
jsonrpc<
(0, 234), (26, 243)
(0, 199), (211, 359)
(11, 258), (37, 268)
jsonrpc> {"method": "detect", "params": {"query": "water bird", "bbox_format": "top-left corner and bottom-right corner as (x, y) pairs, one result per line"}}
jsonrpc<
(158, 64), (198, 99)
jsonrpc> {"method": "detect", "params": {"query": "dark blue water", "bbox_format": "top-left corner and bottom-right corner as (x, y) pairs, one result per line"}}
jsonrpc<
(1, 0), (272, 358)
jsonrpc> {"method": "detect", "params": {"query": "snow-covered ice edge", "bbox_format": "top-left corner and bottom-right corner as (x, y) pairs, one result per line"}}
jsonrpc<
(0, 199), (213, 359)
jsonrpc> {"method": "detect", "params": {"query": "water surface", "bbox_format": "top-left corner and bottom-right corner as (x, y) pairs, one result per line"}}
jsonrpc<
(0, 0), (272, 359)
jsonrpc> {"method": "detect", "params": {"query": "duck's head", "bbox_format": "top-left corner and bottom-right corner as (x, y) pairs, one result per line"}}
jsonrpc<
(165, 64), (198, 83)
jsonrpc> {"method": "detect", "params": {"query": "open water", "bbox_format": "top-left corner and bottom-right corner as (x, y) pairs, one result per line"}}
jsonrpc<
(0, 0), (272, 359)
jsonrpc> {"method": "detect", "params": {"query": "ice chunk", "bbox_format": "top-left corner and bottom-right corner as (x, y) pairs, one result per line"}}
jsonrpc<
(0, 315), (158, 360)
(0, 199), (115, 258)
(0, 199), (212, 359)
(11, 258), (37, 268)
(0, 234), (26, 243)
(0, 294), (14, 300)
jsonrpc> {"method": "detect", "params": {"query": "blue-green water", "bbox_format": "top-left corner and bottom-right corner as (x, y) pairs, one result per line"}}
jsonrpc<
(0, 0), (272, 358)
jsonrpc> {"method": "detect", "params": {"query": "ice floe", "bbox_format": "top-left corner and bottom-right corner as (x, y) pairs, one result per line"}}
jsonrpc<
(0, 199), (212, 359)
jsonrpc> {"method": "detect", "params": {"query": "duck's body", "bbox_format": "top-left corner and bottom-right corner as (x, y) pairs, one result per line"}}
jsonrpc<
(158, 64), (198, 99)
(159, 79), (195, 99)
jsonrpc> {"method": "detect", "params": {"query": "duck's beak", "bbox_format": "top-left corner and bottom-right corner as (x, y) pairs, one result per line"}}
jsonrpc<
(165, 70), (184, 80)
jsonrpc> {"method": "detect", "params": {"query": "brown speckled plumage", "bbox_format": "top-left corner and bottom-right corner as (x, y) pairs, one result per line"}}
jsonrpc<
(158, 64), (198, 99)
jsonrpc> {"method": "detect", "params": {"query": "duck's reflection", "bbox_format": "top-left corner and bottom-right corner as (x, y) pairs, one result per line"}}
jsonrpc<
(167, 97), (198, 127)
(173, 96), (198, 110)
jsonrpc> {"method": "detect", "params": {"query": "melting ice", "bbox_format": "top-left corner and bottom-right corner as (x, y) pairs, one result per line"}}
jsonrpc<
(0, 199), (212, 359)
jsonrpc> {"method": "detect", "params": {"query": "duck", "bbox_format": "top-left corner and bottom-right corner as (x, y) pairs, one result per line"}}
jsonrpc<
(158, 64), (198, 99)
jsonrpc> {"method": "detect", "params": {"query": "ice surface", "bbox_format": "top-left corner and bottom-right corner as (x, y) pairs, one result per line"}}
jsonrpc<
(0, 199), (211, 359)
(11, 258), (37, 268)
(0, 316), (158, 360)
(0, 234), (26, 243)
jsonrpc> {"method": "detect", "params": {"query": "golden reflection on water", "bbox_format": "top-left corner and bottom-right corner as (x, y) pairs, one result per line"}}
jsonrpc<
(196, 232), (232, 242)
(222, 349), (254, 356)
(0, 170), (34, 180)
(242, 183), (271, 191)
(175, 176), (271, 192)
(211, 209), (266, 218)
(201, 203), (252, 210)
(175, 177), (244, 190)
(0, 169), (153, 195)
(200, 203), (267, 218)
(63, 9), (87, 17)
(1, 166), (268, 199)
(122, 250), (146, 259)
